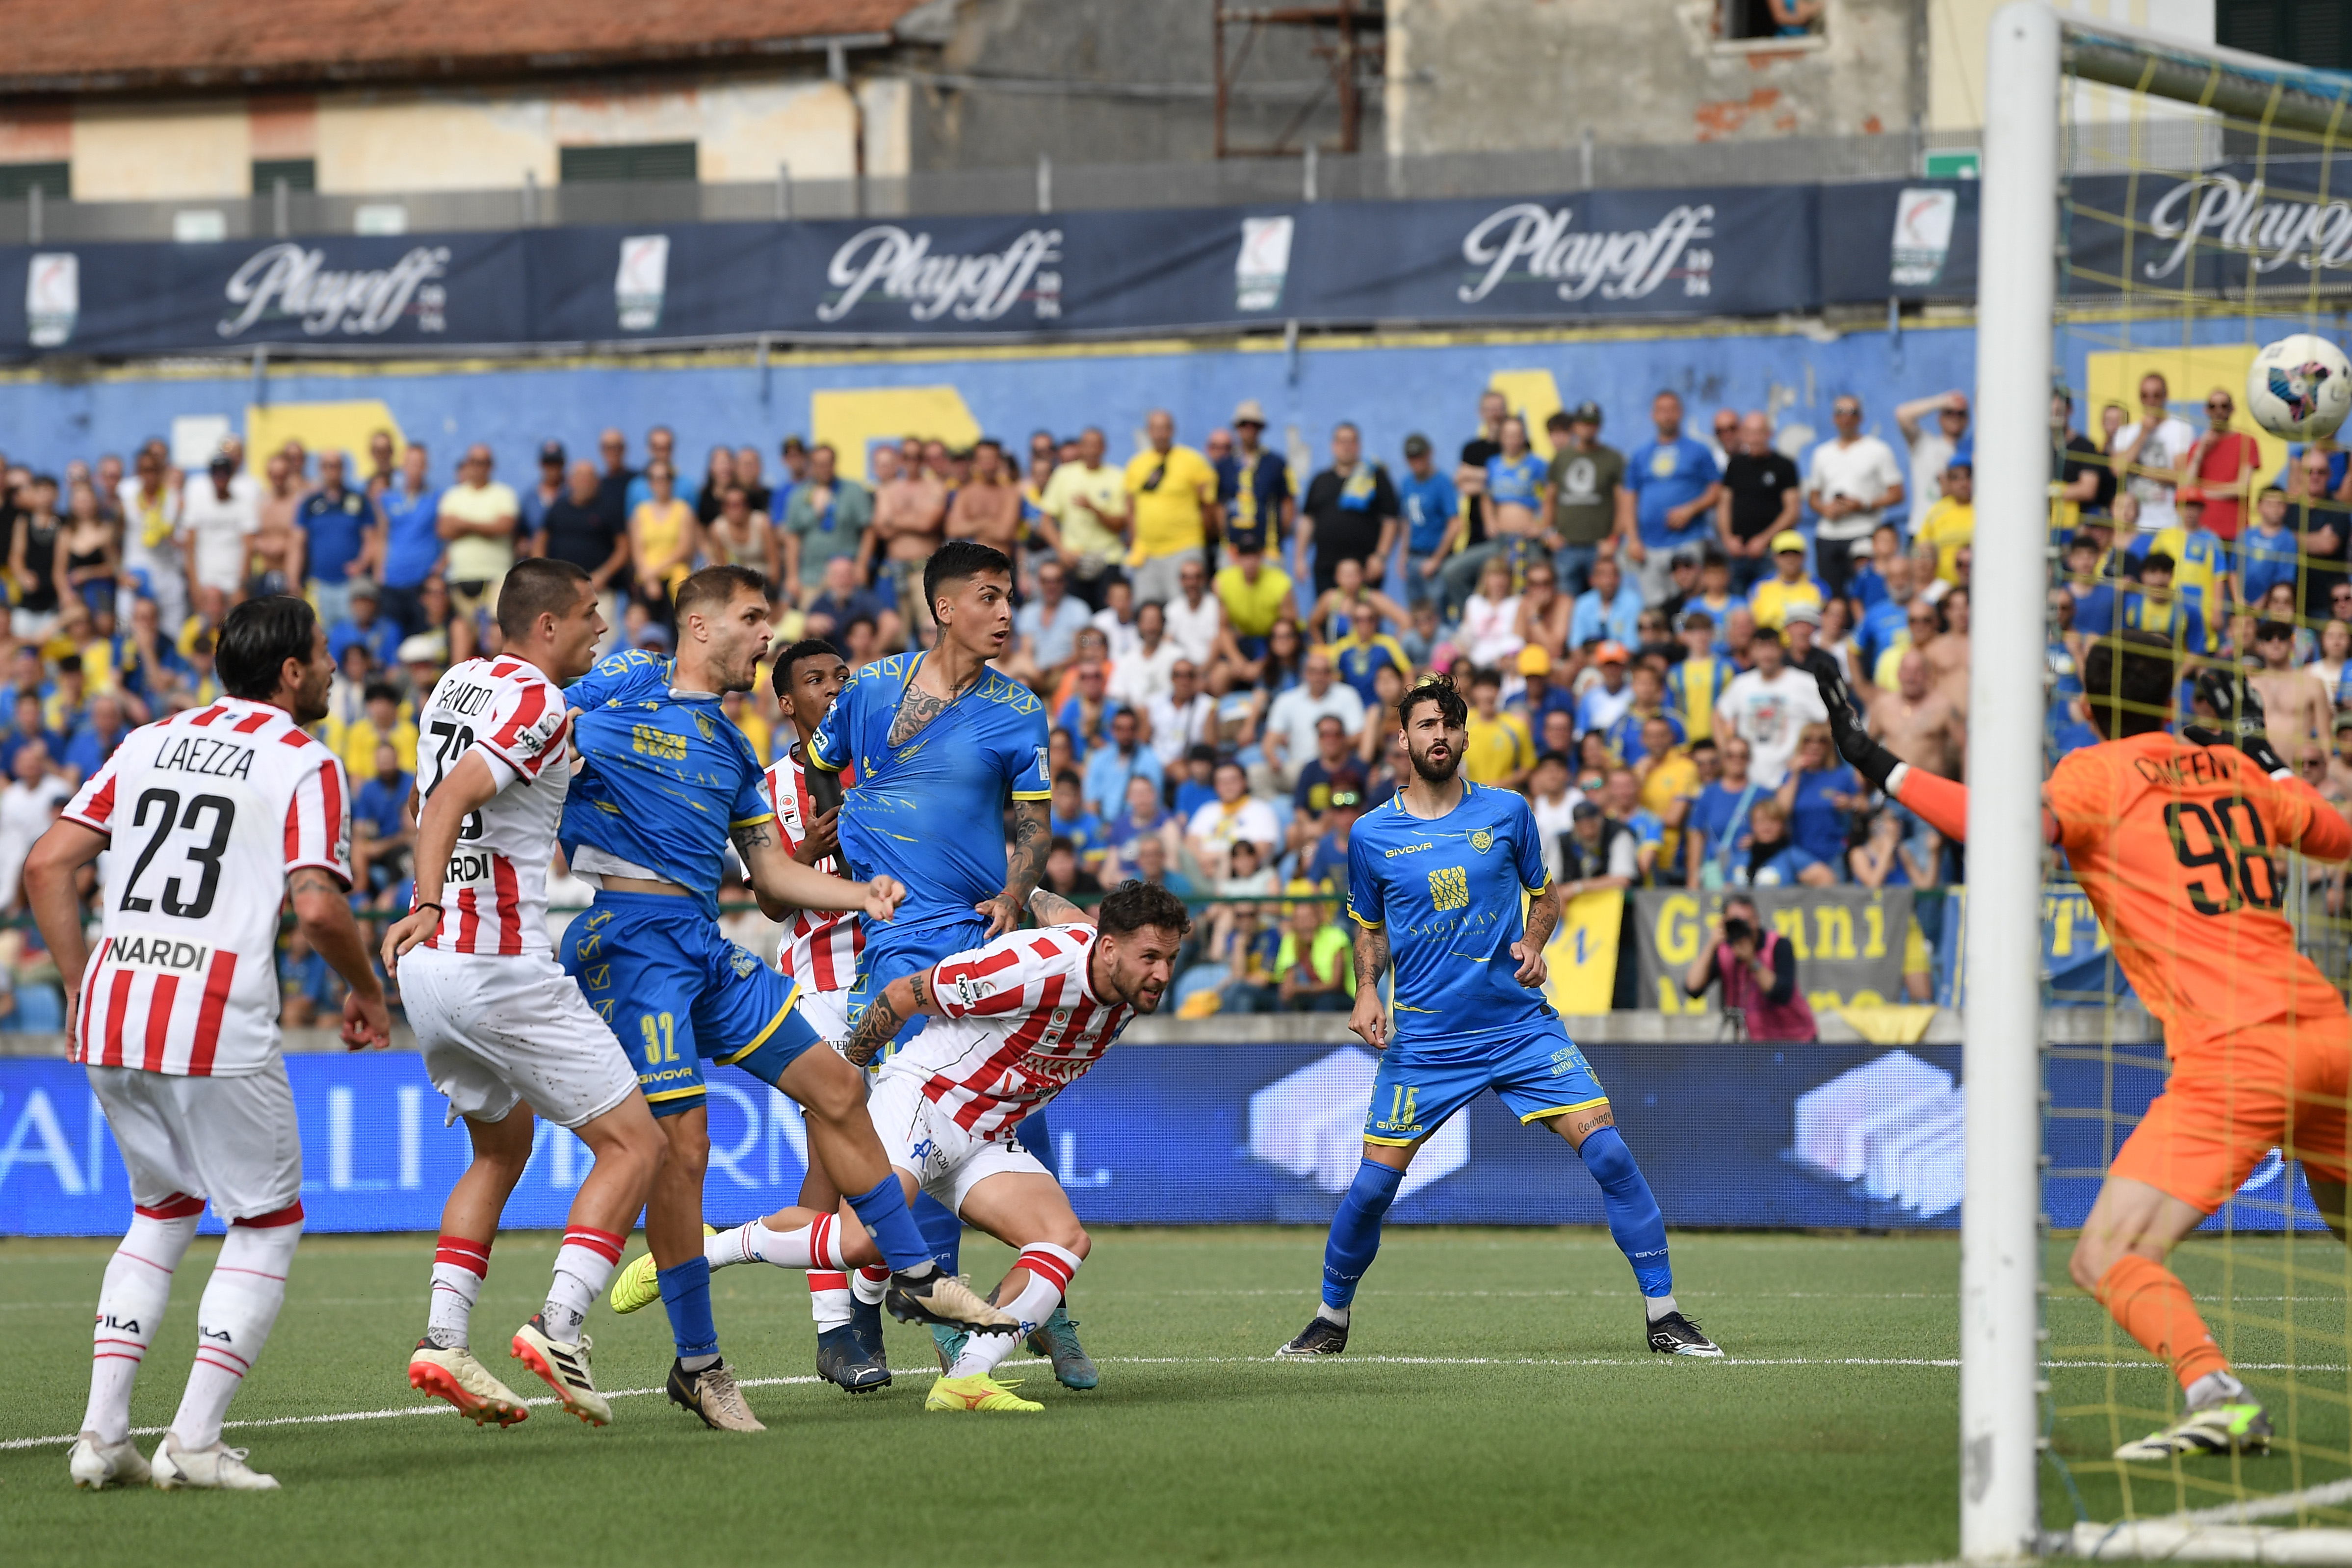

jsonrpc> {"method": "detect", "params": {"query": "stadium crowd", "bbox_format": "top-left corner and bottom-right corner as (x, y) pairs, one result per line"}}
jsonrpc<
(1, 365), (2347, 1024)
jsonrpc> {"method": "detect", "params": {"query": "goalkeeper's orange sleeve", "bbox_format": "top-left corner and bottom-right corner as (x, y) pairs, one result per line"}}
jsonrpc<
(2276, 773), (2352, 862)
(1890, 766), (2062, 848)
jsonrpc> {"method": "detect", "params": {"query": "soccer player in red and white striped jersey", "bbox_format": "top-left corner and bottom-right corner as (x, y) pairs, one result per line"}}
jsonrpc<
(702, 880), (1192, 1412)
(379, 559), (666, 1431)
(26, 596), (392, 1491)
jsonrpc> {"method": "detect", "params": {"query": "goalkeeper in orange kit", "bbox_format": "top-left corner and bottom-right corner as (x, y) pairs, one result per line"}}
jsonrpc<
(1818, 631), (2352, 1462)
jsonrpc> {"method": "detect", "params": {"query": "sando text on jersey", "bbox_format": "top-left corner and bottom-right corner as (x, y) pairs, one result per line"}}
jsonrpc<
(439, 680), (495, 719)
(153, 735), (255, 781)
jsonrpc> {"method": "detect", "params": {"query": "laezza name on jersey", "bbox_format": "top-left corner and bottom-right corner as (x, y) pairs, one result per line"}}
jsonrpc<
(152, 735), (256, 781)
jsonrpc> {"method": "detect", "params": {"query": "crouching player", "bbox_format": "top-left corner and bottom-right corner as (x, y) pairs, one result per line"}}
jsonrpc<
(1277, 674), (1720, 1360)
(691, 880), (1191, 1411)
(1817, 641), (2352, 1460)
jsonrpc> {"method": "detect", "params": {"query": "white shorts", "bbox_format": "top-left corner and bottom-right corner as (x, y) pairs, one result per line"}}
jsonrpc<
(87, 1059), (302, 1221)
(795, 983), (852, 1042)
(867, 1070), (1050, 1218)
(401, 945), (639, 1129)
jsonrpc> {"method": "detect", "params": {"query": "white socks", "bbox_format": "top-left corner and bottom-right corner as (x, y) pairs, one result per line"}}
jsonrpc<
(1644, 1294), (1679, 1323)
(852, 1265), (890, 1306)
(809, 1271), (853, 1333)
(426, 1235), (490, 1349)
(84, 1205), (201, 1444)
(2187, 1369), (2248, 1411)
(1316, 1303), (1350, 1329)
(544, 1228), (624, 1343)
(172, 1212), (301, 1452)
(947, 1245), (1081, 1379)
(710, 1213), (848, 1272)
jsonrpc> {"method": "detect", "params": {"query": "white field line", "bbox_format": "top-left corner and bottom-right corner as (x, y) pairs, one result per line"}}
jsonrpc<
(5, 1352), (2287, 1454)
(2185, 1476), (2352, 1524)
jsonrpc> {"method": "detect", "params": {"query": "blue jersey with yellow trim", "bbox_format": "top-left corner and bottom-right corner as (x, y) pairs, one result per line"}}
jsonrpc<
(562, 669), (774, 920)
(808, 651), (1051, 938)
(1347, 780), (1555, 1060)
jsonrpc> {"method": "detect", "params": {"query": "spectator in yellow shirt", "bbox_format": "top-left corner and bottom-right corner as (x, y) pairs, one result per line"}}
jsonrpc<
(1461, 665), (1535, 788)
(1746, 530), (1828, 631)
(1038, 426), (1130, 609)
(1636, 720), (1702, 879)
(1124, 409), (1220, 606)
(1213, 543), (1296, 648)
(339, 681), (420, 784)
(1914, 461), (1974, 586)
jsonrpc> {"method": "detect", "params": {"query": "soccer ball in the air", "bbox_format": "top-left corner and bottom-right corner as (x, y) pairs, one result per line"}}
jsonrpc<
(2247, 334), (2352, 441)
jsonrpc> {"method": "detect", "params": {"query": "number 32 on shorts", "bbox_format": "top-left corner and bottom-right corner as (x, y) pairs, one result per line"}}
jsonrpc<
(639, 1012), (679, 1066)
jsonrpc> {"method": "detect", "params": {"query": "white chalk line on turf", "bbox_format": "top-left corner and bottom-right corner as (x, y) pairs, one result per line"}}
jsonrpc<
(16, 1352), (2303, 1454)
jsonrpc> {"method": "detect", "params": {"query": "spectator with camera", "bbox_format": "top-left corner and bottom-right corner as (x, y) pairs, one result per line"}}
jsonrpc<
(1679, 893), (1818, 1042)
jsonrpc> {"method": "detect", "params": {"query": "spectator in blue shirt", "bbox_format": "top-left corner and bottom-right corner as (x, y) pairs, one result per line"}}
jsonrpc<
(1017, 558), (1096, 684)
(7, 693), (64, 776)
(1738, 797), (1834, 887)
(1081, 706), (1165, 821)
(352, 741), (416, 896)
(328, 580), (405, 671)
(1173, 743), (1220, 821)
(1048, 771), (1109, 869)
(1395, 433), (1460, 608)
(61, 693), (129, 783)
(516, 440), (564, 549)
(1777, 722), (1859, 874)
(1855, 553), (1919, 676)
(1568, 554), (1644, 648)
(298, 449), (380, 628)
(1054, 657), (1122, 760)
(1626, 391), (1725, 605)
(2239, 486), (2299, 611)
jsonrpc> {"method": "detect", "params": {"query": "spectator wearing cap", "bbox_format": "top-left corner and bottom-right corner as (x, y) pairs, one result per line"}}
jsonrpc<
(1297, 421), (1400, 599)
(1559, 798), (1638, 901)
(1515, 645), (1579, 734)
(1546, 401), (1630, 600)
(1568, 553), (1642, 649)
(1624, 390), (1725, 606)
(1395, 432), (1461, 608)
(1716, 411), (1802, 595)
(1216, 399), (1295, 560)
(329, 579), (403, 671)
(1803, 395), (1905, 600)
(1914, 459), (1975, 588)
(520, 439), (566, 545)
(437, 443), (520, 622)
(1667, 609), (1741, 744)
(375, 440), (443, 635)
(1780, 603), (1843, 689)
(1747, 530), (1828, 632)
(1575, 642), (1635, 736)
(1655, 544), (1704, 621)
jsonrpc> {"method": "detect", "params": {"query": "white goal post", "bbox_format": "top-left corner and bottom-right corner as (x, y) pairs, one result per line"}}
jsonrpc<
(1967, 7), (2352, 1563)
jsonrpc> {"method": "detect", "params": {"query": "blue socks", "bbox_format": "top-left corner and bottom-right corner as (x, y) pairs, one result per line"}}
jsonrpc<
(1578, 1127), (1673, 1299)
(845, 1172), (934, 1274)
(1321, 1158), (1405, 1309)
(655, 1258), (718, 1360)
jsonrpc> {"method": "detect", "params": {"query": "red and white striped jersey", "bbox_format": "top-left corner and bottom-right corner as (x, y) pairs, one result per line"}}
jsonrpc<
(415, 657), (571, 957)
(880, 924), (1131, 1142)
(764, 744), (863, 993)
(63, 696), (351, 1077)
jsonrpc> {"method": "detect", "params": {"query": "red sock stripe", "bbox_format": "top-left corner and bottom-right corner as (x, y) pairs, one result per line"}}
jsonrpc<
(808, 1271), (850, 1292)
(811, 1213), (835, 1269)
(191, 1352), (248, 1379)
(857, 1264), (890, 1282)
(561, 1227), (625, 1265)
(1018, 1249), (1076, 1294)
(135, 1193), (207, 1221)
(434, 1235), (492, 1277)
(233, 1200), (304, 1229)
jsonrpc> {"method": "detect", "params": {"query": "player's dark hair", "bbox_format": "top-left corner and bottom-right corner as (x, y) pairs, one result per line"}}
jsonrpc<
(675, 563), (767, 623)
(2082, 629), (2178, 740)
(217, 594), (318, 700)
(923, 539), (1013, 616)
(1098, 879), (1194, 940)
(494, 556), (592, 640)
(770, 637), (846, 701)
(1398, 672), (1469, 731)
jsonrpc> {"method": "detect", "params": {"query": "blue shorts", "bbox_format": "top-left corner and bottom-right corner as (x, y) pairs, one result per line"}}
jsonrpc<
(563, 891), (820, 1120)
(1362, 1024), (1609, 1145)
(848, 913), (992, 1057)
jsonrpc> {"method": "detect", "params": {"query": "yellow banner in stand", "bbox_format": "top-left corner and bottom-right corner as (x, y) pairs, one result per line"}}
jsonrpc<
(1544, 888), (1626, 1016)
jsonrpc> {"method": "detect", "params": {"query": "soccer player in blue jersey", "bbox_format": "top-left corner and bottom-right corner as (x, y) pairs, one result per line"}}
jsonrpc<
(556, 563), (1016, 1429)
(1277, 673), (1722, 1359)
(805, 538), (1098, 1387)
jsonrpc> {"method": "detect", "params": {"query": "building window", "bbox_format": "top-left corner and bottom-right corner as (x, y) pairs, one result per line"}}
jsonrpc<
(251, 158), (316, 194)
(560, 142), (699, 183)
(2218, 1), (2352, 69)
(1718, 0), (1824, 42)
(0, 162), (69, 202)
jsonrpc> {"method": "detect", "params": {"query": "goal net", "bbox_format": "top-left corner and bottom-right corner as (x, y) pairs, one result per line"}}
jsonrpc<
(1973, 6), (2352, 1562)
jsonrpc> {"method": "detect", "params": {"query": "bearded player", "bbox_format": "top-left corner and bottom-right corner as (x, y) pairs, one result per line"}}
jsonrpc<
(1818, 638), (2352, 1461)
(686, 880), (1190, 1411)
(1277, 674), (1720, 1360)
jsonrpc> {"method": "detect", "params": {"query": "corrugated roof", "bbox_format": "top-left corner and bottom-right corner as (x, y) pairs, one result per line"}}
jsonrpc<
(0, 1), (927, 94)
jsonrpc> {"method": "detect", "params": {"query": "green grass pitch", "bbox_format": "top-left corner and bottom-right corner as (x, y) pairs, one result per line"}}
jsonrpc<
(5, 1226), (2347, 1567)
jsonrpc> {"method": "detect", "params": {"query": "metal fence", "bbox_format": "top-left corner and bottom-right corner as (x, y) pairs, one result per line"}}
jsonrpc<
(0, 131), (1999, 247)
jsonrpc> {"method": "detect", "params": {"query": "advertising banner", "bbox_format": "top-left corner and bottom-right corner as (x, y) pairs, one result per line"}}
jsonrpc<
(0, 1040), (2320, 1237)
(1628, 887), (1913, 1018)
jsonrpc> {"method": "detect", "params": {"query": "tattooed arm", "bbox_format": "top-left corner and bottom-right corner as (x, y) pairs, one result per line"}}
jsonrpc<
(1028, 887), (1095, 928)
(736, 815), (904, 924)
(1347, 918), (1391, 1050)
(980, 799), (1052, 938)
(288, 865), (393, 1049)
(840, 966), (945, 1068)
(1513, 881), (1561, 988)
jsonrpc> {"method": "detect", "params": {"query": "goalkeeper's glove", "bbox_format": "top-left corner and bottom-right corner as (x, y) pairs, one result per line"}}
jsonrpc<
(1813, 666), (1902, 790)
(2188, 665), (2291, 778)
